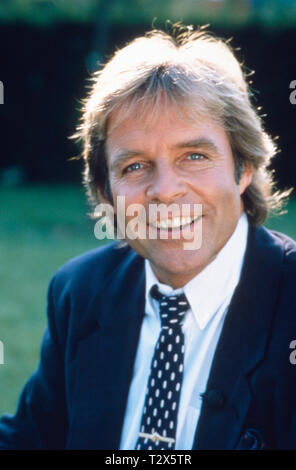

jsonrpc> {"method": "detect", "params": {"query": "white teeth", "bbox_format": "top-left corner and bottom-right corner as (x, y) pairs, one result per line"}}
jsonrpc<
(160, 220), (167, 229)
(151, 216), (199, 229)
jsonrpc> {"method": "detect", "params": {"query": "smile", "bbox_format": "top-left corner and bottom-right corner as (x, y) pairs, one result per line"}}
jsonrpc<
(149, 215), (200, 230)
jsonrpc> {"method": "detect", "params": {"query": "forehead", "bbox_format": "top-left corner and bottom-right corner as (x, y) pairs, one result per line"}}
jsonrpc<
(105, 99), (230, 155)
(107, 94), (219, 132)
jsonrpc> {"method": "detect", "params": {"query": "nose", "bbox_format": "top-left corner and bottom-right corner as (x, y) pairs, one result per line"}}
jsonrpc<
(146, 162), (187, 204)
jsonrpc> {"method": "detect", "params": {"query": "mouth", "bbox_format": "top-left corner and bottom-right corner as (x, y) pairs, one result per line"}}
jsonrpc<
(149, 215), (200, 230)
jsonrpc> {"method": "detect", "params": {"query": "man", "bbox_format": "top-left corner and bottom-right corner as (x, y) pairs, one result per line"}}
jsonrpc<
(0, 25), (296, 450)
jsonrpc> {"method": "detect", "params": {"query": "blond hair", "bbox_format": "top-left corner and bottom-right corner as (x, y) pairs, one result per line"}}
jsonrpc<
(74, 24), (291, 225)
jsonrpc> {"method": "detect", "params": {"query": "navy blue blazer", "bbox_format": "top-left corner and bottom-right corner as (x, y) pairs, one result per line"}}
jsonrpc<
(0, 224), (296, 449)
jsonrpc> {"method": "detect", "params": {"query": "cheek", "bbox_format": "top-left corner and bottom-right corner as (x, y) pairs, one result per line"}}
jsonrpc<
(190, 169), (238, 202)
(110, 180), (146, 215)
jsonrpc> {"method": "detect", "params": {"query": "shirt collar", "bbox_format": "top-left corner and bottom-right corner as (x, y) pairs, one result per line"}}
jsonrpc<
(145, 212), (249, 330)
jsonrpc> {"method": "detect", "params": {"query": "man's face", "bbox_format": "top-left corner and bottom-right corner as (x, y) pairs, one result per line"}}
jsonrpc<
(105, 104), (252, 288)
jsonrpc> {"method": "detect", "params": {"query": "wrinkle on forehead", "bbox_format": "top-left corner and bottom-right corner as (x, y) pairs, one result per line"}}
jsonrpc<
(106, 93), (223, 138)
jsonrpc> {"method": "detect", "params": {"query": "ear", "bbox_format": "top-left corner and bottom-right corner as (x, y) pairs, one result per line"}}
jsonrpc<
(239, 163), (253, 195)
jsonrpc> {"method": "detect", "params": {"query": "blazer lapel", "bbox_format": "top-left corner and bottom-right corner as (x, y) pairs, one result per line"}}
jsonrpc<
(193, 225), (284, 449)
(66, 248), (146, 450)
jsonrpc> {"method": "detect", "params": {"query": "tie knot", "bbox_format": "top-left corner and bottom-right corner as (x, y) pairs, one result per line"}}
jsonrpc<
(150, 285), (190, 328)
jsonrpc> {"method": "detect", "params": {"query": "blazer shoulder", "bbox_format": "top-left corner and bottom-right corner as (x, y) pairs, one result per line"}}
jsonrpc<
(262, 227), (296, 306)
(267, 228), (296, 266)
(46, 242), (143, 347)
(50, 241), (138, 300)
(247, 225), (296, 301)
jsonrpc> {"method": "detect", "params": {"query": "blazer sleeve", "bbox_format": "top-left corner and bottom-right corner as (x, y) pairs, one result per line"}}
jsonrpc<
(0, 275), (68, 449)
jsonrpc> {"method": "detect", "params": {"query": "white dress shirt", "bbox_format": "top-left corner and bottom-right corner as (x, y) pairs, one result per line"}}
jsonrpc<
(120, 213), (249, 450)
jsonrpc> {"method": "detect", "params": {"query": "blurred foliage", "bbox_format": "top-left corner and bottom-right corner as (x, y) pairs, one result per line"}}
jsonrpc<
(0, 184), (104, 415)
(0, 0), (296, 28)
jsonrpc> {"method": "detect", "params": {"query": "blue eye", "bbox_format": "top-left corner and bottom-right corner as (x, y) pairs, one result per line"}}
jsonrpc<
(124, 162), (143, 173)
(187, 153), (205, 161)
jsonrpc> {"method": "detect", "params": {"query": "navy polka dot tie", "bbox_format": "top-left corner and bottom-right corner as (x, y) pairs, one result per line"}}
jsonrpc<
(136, 284), (190, 450)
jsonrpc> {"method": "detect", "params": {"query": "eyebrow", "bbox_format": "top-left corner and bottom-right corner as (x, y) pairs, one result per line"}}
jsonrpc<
(109, 151), (142, 171)
(108, 137), (221, 171)
(171, 138), (220, 154)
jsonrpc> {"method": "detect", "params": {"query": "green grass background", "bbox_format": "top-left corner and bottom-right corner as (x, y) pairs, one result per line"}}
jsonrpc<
(0, 184), (296, 416)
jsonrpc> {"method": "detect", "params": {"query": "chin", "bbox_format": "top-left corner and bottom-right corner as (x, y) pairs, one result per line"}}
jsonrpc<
(151, 252), (206, 280)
